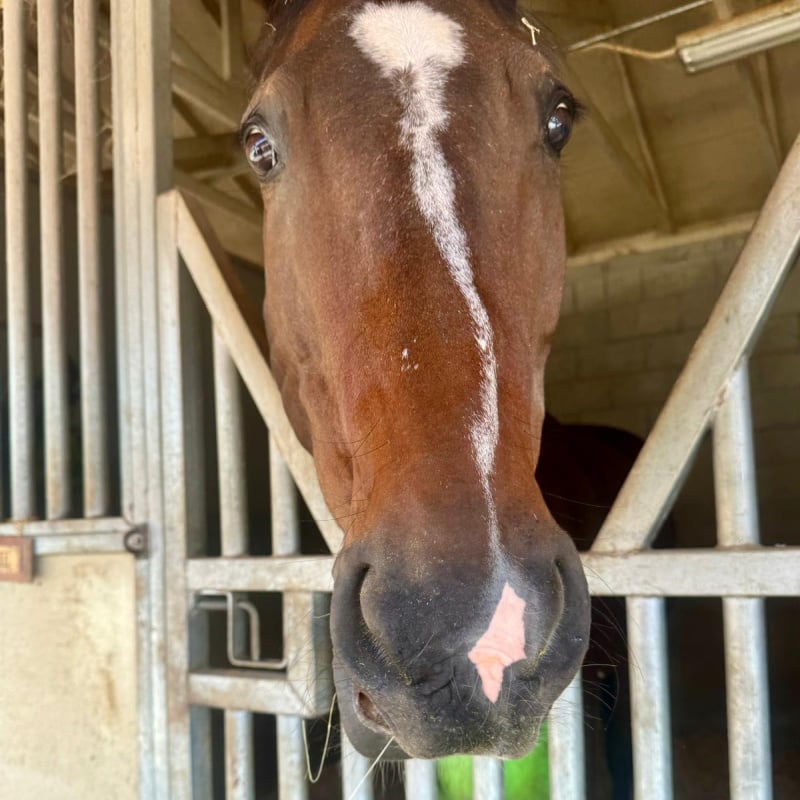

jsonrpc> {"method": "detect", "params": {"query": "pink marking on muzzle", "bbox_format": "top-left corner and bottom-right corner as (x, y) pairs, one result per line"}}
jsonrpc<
(468, 583), (527, 703)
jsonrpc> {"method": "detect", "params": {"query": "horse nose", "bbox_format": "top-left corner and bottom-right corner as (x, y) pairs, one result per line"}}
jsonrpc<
(330, 525), (589, 758)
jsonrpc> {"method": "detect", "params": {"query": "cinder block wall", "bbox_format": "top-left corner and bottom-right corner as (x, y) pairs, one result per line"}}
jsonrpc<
(546, 232), (800, 548)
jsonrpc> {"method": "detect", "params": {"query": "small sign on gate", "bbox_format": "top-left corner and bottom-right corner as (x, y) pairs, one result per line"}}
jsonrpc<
(0, 536), (34, 583)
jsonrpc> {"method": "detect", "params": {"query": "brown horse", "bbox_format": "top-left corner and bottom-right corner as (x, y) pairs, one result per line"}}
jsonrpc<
(244, 0), (589, 760)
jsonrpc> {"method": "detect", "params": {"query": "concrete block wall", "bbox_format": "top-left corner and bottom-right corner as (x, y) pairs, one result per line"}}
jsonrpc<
(546, 232), (800, 548)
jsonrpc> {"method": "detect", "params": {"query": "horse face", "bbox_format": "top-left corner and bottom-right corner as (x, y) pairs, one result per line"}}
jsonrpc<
(244, 0), (589, 759)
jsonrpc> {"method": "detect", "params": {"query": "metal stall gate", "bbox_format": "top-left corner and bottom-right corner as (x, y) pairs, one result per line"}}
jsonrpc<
(3, 1), (800, 799)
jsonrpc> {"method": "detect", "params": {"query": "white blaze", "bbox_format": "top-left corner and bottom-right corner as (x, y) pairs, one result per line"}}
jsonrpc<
(349, 1), (501, 544)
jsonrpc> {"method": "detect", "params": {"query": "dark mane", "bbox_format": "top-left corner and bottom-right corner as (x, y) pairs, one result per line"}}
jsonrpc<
(249, 1), (554, 84)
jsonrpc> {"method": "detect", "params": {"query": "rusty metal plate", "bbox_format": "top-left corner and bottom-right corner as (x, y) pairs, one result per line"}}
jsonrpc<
(0, 537), (34, 583)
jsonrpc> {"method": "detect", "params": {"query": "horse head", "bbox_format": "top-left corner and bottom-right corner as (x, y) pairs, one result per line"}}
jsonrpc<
(244, 0), (589, 759)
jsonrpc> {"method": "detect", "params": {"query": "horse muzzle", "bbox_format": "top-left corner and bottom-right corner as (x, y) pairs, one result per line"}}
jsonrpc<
(330, 524), (590, 760)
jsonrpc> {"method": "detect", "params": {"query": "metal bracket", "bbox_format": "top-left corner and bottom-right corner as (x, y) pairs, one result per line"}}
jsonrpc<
(195, 590), (287, 671)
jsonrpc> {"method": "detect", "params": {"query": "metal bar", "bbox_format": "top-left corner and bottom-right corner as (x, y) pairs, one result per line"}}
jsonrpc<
(175, 192), (343, 552)
(0, 516), (134, 537)
(38, 0), (70, 519)
(569, 1), (712, 52)
(131, 0), (175, 794)
(33, 531), (129, 556)
(404, 760), (437, 800)
(214, 331), (249, 555)
(584, 548), (800, 596)
(188, 670), (311, 717)
(4, 0), (35, 519)
(277, 717), (309, 800)
(627, 597), (673, 800)
(271, 442), (311, 800)
(548, 673), (585, 800)
(225, 711), (255, 800)
(213, 328), (256, 800)
(472, 758), (503, 799)
(111, 3), (153, 798)
(341, 733), (374, 800)
(714, 364), (772, 800)
(75, 0), (110, 517)
(593, 131), (800, 553)
(186, 548), (800, 597)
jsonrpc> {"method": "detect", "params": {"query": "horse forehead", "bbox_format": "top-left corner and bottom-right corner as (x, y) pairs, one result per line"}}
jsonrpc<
(349, 1), (467, 75)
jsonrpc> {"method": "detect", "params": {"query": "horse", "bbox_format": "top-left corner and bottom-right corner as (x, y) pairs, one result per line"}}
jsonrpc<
(244, 0), (591, 762)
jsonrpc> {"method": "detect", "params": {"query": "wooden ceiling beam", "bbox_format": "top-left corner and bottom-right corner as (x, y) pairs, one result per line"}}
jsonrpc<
(564, 66), (673, 232)
(595, 0), (674, 232)
(712, 0), (782, 176)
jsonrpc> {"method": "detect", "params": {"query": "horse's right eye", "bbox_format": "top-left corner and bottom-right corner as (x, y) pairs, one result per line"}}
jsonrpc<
(545, 101), (574, 154)
(244, 127), (278, 177)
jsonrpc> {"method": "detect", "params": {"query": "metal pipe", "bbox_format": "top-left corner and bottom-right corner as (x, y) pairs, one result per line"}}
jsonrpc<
(39, 0), (70, 519)
(569, 1), (712, 52)
(472, 757), (503, 799)
(225, 711), (255, 800)
(714, 363), (773, 800)
(341, 733), (374, 800)
(4, 0), (35, 519)
(404, 760), (437, 800)
(271, 441), (309, 800)
(75, 0), (109, 517)
(627, 598), (673, 800)
(213, 330), (256, 800)
(548, 672), (586, 800)
(277, 717), (309, 800)
(214, 330), (248, 552)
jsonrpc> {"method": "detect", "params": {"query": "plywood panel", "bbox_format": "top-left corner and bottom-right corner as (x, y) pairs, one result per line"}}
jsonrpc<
(0, 555), (138, 800)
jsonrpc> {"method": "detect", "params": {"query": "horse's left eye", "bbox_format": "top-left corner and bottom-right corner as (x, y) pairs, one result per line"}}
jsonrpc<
(244, 127), (278, 177)
(546, 101), (574, 153)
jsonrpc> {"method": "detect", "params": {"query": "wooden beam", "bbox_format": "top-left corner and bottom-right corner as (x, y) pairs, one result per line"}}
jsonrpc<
(564, 65), (673, 230)
(567, 212), (756, 270)
(712, 0), (782, 175)
(597, 0), (674, 232)
(172, 63), (243, 129)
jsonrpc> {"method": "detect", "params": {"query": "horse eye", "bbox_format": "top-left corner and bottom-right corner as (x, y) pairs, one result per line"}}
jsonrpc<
(546, 101), (574, 153)
(244, 127), (278, 176)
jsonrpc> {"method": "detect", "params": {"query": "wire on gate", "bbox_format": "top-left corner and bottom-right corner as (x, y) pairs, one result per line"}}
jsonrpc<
(302, 692), (337, 784)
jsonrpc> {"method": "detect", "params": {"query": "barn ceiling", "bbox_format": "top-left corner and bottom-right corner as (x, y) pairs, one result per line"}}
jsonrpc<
(7, 0), (800, 268)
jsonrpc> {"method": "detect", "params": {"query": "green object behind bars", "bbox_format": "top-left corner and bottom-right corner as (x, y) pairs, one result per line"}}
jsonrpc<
(436, 722), (549, 800)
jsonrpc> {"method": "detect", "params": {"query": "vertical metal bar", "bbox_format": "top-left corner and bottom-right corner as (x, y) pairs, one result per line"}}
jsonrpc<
(110, 3), (152, 799)
(110, 0), (134, 523)
(341, 733), (374, 800)
(75, 0), (109, 516)
(472, 757), (503, 799)
(225, 711), (255, 800)
(548, 673), (585, 800)
(214, 330), (248, 552)
(278, 717), (309, 800)
(271, 440), (310, 800)
(39, 0), (70, 519)
(627, 597), (673, 800)
(214, 329), (256, 800)
(714, 363), (772, 800)
(404, 760), (437, 800)
(4, 0), (35, 519)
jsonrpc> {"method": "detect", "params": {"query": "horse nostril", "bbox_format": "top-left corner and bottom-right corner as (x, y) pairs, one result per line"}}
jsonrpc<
(356, 690), (391, 733)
